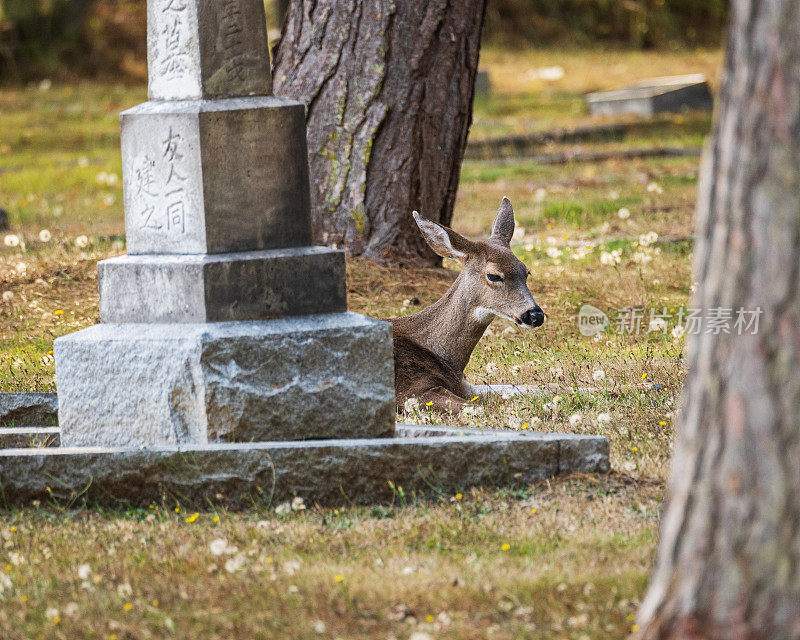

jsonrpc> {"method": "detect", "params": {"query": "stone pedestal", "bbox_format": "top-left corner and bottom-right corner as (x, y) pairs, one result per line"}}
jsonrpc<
(56, 314), (395, 447)
(55, 0), (395, 448)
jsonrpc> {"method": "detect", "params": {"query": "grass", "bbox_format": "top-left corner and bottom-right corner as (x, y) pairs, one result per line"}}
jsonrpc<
(0, 46), (716, 638)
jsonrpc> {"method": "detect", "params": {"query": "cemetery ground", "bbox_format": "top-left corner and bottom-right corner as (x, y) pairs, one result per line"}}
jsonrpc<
(0, 47), (718, 638)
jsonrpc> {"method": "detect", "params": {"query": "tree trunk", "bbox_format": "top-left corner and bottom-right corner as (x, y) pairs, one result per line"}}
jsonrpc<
(272, 0), (487, 266)
(637, 1), (800, 637)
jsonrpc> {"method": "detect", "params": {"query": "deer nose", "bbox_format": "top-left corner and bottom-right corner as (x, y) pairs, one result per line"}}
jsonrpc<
(521, 307), (545, 327)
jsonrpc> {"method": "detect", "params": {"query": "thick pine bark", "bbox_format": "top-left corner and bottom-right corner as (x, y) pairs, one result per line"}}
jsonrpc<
(272, 0), (487, 265)
(638, 1), (800, 637)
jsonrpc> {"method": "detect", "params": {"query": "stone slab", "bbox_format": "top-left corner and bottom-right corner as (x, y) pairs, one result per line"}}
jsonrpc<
(99, 247), (346, 323)
(0, 427), (60, 449)
(0, 393), (58, 426)
(586, 74), (713, 117)
(147, 0), (272, 101)
(120, 97), (311, 255)
(0, 426), (609, 508)
(55, 313), (395, 447)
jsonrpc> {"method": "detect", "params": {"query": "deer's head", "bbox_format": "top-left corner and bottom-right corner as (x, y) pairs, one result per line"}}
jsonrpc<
(413, 197), (544, 328)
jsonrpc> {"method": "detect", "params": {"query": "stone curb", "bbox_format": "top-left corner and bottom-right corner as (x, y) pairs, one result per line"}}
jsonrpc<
(0, 427), (60, 449)
(0, 426), (609, 509)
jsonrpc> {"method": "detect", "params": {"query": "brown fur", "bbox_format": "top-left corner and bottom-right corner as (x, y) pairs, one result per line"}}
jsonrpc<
(391, 198), (544, 414)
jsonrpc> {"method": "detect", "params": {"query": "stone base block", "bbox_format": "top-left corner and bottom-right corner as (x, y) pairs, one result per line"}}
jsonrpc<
(99, 247), (346, 323)
(0, 426), (610, 508)
(0, 393), (58, 426)
(586, 74), (713, 117)
(54, 313), (395, 447)
(121, 96), (311, 255)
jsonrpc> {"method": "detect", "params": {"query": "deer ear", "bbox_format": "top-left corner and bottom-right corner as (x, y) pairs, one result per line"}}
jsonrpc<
(412, 211), (472, 262)
(490, 197), (516, 244)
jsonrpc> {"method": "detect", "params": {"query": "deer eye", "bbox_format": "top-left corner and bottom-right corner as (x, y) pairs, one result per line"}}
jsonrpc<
(486, 273), (503, 283)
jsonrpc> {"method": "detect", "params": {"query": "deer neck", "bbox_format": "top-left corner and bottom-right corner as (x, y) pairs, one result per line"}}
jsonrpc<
(406, 272), (493, 374)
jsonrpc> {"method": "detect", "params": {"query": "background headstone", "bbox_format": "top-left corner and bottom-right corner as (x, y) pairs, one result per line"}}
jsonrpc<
(586, 74), (713, 117)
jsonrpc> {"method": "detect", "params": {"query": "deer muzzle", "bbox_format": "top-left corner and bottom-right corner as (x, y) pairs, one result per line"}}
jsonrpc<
(519, 306), (545, 328)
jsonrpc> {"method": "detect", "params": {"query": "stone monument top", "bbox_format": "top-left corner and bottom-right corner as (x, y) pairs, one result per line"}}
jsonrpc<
(147, 0), (272, 101)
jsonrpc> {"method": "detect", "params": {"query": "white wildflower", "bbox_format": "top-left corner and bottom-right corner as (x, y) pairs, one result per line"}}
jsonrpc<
(275, 502), (292, 515)
(225, 554), (246, 573)
(291, 497), (306, 512)
(648, 318), (667, 333)
(592, 369), (605, 382)
(312, 621), (327, 634)
(77, 564), (91, 580)
(512, 364), (521, 376)
(633, 251), (652, 264)
(9, 552), (23, 566)
(4, 234), (20, 247)
(597, 412), (612, 426)
(0, 571), (11, 594)
(209, 538), (236, 556)
(549, 366), (562, 379)
(485, 361), (498, 375)
(534, 187), (547, 202)
(38, 229), (52, 242)
(568, 413), (582, 428)
(75, 235), (89, 248)
(404, 397), (420, 412)
(546, 247), (562, 259)
(513, 227), (525, 241)
(671, 325), (686, 339)
(647, 182), (664, 194)
(639, 231), (659, 247)
(617, 207), (631, 220)
(600, 251), (621, 266)
(2, 291), (13, 302)
(45, 607), (59, 620)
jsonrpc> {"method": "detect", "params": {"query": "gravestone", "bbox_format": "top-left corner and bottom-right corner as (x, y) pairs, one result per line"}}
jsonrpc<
(586, 74), (713, 117)
(54, 0), (394, 448)
(1, 0), (610, 506)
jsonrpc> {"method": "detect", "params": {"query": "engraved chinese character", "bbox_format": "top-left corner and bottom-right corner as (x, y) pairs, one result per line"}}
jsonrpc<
(140, 204), (162, 230)
(162, 127), (183, 163)
(160, 17), (191, 77)
(162, 128), (187, 184)
(135, 155), (159, 197)
(162, 0), (187, 12)
(166, 200), (186, 234)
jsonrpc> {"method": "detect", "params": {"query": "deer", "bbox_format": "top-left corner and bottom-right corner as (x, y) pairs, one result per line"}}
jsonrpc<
(391, 197), (545, 414)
